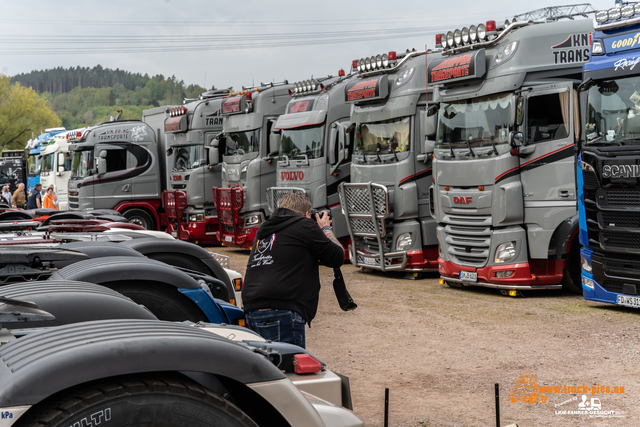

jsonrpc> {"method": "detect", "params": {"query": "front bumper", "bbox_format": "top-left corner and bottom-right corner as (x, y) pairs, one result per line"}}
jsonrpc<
(438, 258), (563, 290)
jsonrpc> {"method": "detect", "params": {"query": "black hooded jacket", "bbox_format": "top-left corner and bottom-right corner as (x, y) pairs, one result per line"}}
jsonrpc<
(241, 207), (344, 324)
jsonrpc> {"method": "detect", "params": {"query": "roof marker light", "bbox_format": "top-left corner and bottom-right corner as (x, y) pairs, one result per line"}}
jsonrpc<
(293, 354), (322, 374)
(469, 25), (477, 42)
(621, 4), (635, 18)
(608, 7), (621, 21)
(352, 59), (358, 70)
(446, 31), (454, 47)
(486, 20), (497, 35)
(382, 53), (389, 67)
(388, 51), (397, 61)
(477, 23), (486, 40)
(461, 27), (469, 44)
(435, 33), (443, 48)
(339, 69), (345, 77)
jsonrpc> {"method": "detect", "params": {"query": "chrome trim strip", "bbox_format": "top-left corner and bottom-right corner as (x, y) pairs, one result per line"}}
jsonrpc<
(442, 276), (563, 290)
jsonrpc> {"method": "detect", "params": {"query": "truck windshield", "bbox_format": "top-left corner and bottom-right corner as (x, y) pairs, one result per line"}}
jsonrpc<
(225, 129), (260, 156)
(27, 155), (41, 177)
(280, 124), (324, 159)
(174, 144), (204, 171)
(41, 154), (54, 172)
(436, 92), (513, 149)
(71, 150), (93, 179)
(585, 76), (640, 146)
(354, 116), (411, 155)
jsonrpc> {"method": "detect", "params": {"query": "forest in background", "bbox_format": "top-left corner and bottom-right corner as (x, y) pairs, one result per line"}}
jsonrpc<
(11, 66), (215, 129)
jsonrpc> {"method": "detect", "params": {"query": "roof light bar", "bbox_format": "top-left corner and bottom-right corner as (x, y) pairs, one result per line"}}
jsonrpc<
(353, 50), (398, 75)
(440, 19), (533, 53)
(595, 5), (640, 30)
(291, 78), (321, 96)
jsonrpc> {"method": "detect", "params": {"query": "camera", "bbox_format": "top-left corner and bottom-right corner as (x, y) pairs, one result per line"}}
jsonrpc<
(310, 209), (331, 223)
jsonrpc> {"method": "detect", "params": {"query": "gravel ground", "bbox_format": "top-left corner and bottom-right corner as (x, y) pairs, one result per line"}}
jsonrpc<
(211, 246), (639, 427)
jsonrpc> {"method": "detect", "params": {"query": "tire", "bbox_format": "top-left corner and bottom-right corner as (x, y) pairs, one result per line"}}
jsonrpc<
(123, 208), (155, 230)
(107, 281), (209, 322)
(17, 374), (258, 427)
(561, 237), (582, 294)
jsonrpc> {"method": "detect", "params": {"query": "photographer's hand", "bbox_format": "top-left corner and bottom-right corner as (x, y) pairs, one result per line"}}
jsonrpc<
(316, 212), (341, 247)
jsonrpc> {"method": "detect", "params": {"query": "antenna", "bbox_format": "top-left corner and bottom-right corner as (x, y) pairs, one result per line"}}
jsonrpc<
(204, 71), (207, 89)
(512, 3), (596, 22)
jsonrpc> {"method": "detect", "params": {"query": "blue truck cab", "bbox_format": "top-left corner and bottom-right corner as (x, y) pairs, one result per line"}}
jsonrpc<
(579, 3), (640, 307)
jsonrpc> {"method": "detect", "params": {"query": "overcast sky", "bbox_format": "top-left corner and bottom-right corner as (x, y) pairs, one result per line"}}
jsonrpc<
(0, 0), (615, 91)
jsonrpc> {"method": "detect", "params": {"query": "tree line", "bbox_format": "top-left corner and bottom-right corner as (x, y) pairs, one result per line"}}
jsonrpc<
(9, 66), (214, 131)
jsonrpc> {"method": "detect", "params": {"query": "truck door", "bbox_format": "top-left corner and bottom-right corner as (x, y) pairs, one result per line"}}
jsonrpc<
(95, 143), (132, 209)
(519, 82), (577, 256)
(130, 141), (159, 201)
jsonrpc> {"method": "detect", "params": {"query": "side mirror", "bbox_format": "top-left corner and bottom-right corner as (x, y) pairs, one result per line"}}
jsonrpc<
(269, 133), (280, 157)
(515, 96), (524, 127)
(97, 150), (107, 177)
(422, 109), (437, 137)
(166, 147), (174, 156)
(208, 146), (219, 166)
(329, 126), (338, 165)
(423, 139), (435, 154)
(511, 132), (524, 147)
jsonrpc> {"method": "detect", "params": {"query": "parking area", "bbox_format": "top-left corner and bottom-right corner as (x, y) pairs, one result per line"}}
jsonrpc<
(213, 246), (639, 426)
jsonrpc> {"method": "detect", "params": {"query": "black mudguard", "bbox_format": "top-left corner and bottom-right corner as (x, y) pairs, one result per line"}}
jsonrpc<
(55, 242), (145, 268)
(49, 256), (204, 290)
(39, 211), (94, 227)
(548, 214), (579, 258)
(0, 319), (286, 407)
(120, 238), (233, 294)
(0, 280), (157, 330)
(0, 210), (34, 221)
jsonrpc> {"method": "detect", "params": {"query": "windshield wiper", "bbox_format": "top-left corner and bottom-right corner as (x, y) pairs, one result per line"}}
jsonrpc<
(465, 137), (476, 157)
(447, 141), (455, 158)
(375, 144), (382, 163)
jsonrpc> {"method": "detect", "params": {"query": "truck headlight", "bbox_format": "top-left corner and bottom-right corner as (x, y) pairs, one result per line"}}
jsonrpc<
(241, 165), (248, 174)
(189, 214), (205, 222)
(226, 165), (241, 181)
(580, 254), (592, 273)
(494, 241), (516, 263)
(396, 233), (412, 251)
(582, 276), (595, 290)
(245, 214), (262, 227)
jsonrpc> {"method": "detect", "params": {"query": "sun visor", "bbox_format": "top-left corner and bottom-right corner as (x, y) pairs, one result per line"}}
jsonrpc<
(223, 112), (263, 133)
(274, 109), (326, 130)
(350, 94), (417, 124)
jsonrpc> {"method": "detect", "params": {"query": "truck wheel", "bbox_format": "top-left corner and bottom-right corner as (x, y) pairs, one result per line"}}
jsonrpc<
(123, 208), (155, 230)
(18, 375), (258, 427)
(108, 282), (209, 322)
(561, 238), (582, 294)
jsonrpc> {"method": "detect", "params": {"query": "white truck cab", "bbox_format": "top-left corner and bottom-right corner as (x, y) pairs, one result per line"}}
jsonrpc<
(40, 128), (85, 210)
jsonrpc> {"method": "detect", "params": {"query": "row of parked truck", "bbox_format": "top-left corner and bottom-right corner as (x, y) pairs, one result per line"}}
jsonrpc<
(21, 3), (640, 310)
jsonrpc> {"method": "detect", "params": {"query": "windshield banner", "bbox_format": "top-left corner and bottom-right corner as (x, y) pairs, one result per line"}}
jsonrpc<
(287, 99), (315, 114)
(222, 96), (246, 115)
(428, 49), (485, 84)
(345, 75), (389, 103)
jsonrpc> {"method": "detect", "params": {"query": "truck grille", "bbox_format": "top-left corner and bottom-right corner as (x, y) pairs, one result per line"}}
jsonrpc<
(599, 211), (640, 229)
(266, 187), (306, 214)
(582, 170), (598, 188)
(601, 232), (640, 250)
(596, 188), (640, 207)
(442, 214), (492, 267)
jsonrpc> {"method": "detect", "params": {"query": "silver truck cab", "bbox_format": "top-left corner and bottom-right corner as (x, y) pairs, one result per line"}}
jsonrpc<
(213, 82), (292, 249)
(266, 71), (355, 253)
(432, 17), (593, 293)
(339, 49), (441, 273)
(161, 90), (230, 243)
(68, 120), (165, 229)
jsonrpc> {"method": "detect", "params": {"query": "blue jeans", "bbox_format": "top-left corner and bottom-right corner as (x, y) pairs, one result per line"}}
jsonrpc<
(245, 309), (306, 348)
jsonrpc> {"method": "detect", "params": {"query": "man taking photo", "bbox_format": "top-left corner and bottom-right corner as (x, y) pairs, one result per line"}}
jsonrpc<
(242, 193), (348, 348)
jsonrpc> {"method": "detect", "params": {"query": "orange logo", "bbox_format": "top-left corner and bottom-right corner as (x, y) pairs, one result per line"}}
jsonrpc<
(510, 372), (548, 404)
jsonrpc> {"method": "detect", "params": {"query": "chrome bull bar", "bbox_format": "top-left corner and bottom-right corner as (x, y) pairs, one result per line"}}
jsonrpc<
(266, 187), (307, 214)
(338, 182), (406, 271)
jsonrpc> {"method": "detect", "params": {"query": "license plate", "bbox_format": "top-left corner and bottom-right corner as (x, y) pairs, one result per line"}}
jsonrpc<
(362, 257), (378, 266)
(171, 231), (177, 237)
(224, 236), (233, 242)
(617, 294), (640, 308)
(460, 271), (477, 282)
